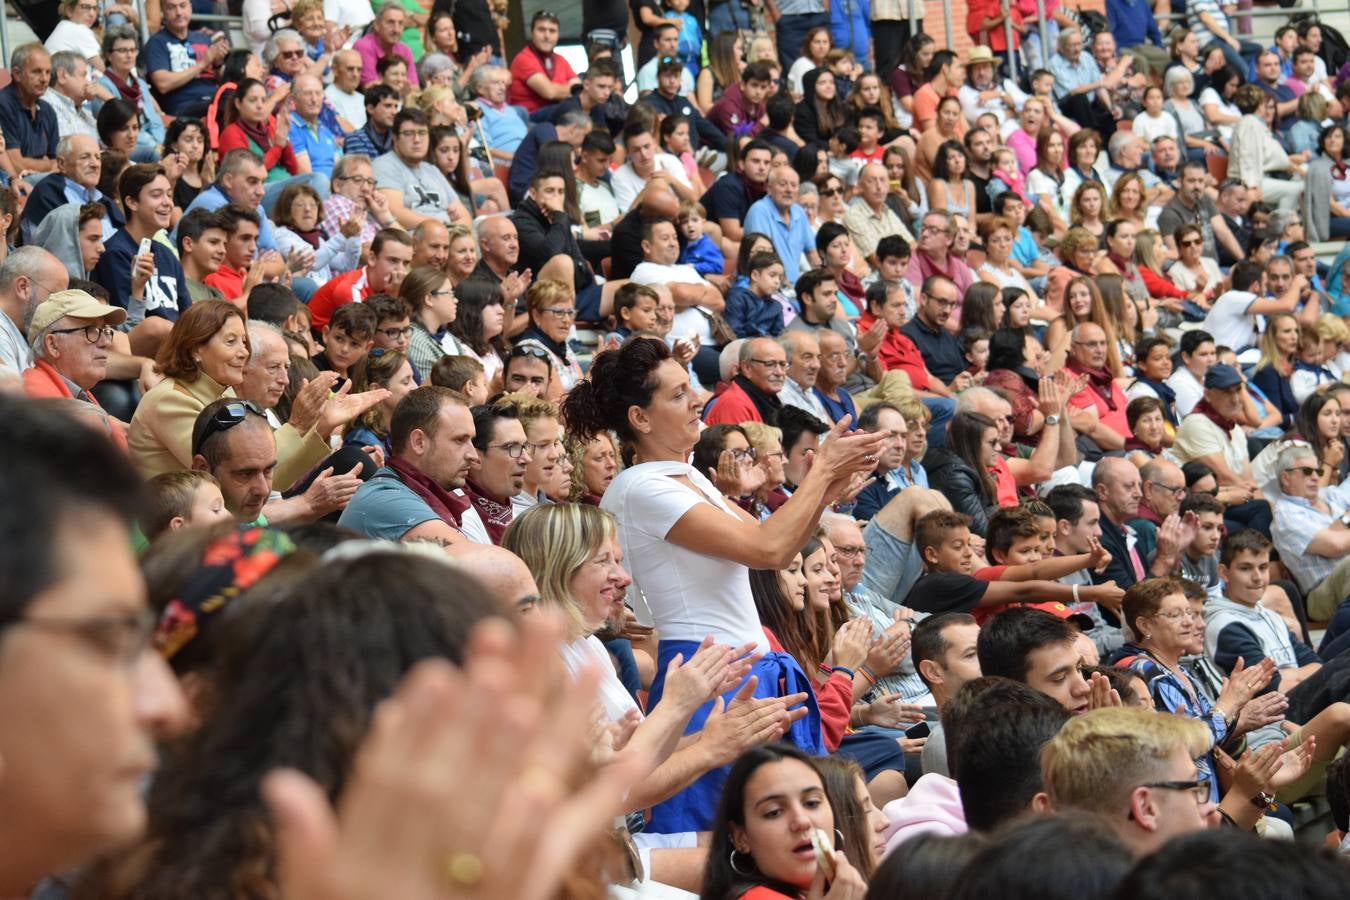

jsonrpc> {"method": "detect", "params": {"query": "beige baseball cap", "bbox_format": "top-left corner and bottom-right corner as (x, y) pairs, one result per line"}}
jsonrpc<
(28, 290), (128, 342)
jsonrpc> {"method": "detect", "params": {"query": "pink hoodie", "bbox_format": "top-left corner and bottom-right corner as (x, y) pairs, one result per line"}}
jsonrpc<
(880, 773), (968, 859)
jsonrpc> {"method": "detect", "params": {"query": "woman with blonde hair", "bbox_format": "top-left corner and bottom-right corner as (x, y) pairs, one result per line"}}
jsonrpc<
(1132, 227), (1193, 324)
(1251, 312), (1300, 430)
(501, 503), (770, 815)
(445, 223), (480, 286)
(1107, 172), (1148, 226)
(737, 420), (789, 520)
(516, 279), (585, 392)
(566, 431), (620, 504)
(1040, 226), (1099, 321)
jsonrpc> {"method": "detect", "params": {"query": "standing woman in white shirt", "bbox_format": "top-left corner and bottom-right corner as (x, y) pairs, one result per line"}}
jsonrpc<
(563, 337), (885, 834)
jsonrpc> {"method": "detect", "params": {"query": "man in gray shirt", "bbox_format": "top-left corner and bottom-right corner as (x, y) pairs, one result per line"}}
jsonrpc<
(372, 108), (458, 229)
(0, 247), (70, 375)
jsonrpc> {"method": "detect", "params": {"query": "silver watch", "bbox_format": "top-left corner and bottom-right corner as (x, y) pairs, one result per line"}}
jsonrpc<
(1045, 414), (1061, 426)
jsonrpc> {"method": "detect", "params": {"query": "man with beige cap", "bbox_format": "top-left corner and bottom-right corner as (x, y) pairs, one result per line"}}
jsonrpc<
(23, 289), (130, 447)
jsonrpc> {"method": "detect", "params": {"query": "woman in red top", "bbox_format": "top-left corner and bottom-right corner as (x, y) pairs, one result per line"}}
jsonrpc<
(217, 78), (305, 184)
(701, 744), (868, 900)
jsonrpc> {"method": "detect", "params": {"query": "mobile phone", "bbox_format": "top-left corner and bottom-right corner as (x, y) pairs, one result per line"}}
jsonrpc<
(905, 720), (931, 740)
(138, 237), (153, 257)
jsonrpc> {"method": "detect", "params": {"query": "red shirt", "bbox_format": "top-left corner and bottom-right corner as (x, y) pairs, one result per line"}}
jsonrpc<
(217, 120), (300, 176)
(1067, 376), (1133, 443)
(991, 454), (1019, 507)
(203, 263), (245, 300)
(850, 145), (886, 163)
(507, 45), (577, 113)
(703, 380), (763, 425)
(307, 267), (373, 330)
(858, 311), (930, 390)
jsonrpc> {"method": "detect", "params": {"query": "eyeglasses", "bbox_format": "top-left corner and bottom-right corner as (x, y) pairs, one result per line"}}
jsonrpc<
(337, 174), (376, 187)
(191, 399), (265, 456)
(1151, 608), (1194, 622)
(48, 324), (115, 343)
(0, 608), (156, 669)
(1147, 480), (1186, 498)
(540, 307), (577, 319)
(1178, 238), (1202, 247)
(1140, 779), (1211, 805)
(398, 128), (430, 139)
(1286, 466), (1320, 477)
(488, 440), (530, 459)
(730, 446), (758, 461)
(280, 49), (307, 60)
(379, 326), (413, 340)
(920, 224), (948, 235)
(1072, 339), (1109, 349)
(749, 358), (788, 369)
(430, 288), (455, 298)
(833, 544), (865, 559)
(111, 45), (139, 54)
(819, 187), (842, 197)
(760, 450), (786, 462)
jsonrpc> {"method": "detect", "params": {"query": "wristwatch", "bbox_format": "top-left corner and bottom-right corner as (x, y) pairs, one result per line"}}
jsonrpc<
(1250, 791), (1275, 811)
(1045, 414), (1061, 426)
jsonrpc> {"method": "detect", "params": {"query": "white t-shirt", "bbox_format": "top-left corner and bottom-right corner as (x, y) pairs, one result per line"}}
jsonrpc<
(324, 0), (374, 31)
(1197, 87), (1238, 143)
(1131, 110), (1179, 144)
(560, 635), (642, 723)
(628, 261), (715, 346)
(325, 84), (367, 129)
(1201, 290), (1258, 352)
(1166, 366), (1205, 418)
(611, 154), (691, 212)
(601, 461), (770, 650)
(44, 20), (101, 60)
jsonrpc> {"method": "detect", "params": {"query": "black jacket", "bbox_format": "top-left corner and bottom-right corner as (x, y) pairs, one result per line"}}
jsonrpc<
(510, 195), (595, 292)
(922, 446), (995, 537)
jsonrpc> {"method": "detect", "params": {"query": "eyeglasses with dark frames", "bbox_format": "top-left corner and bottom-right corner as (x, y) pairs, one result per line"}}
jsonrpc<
(48, 324), (116, 343)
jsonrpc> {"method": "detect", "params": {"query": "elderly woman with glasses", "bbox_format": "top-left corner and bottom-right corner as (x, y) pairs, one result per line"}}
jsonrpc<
(1113, 577), (1293, 827)
(514, 279), (584, 394)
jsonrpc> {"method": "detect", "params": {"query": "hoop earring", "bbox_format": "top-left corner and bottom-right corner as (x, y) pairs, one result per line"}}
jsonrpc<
(835, 829), (845, 849)
(729, 848), (753, 876)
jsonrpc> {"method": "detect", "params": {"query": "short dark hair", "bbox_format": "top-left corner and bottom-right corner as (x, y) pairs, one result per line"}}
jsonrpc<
(946, 811), (1131, 896)
(175, 206), (226, 256)
(390, 386), (466, 456)
(924, 49), (956, 81)
(912, 611), (977, 689)
(952, 677), (1071, 831)
(118, 163), (166, 213)
(246, 283), (300, 327)
(995, 191), (1026, 215)
(1126, 396), (1165, 431)
(326, 302), (378, 340)
(430, 355), (485, 392)
(1230, 259), (1265, 293)
(366, 294), (413, 325)
(586, 57), (620, 80)
(621, 120), (652, 147)
(794, 267), (835, 302)
(1220, 528), (1271, 567)
(581, 129), (615, 155)
(376, 53), (407, 77)
(875, 234), (910, 263)
(977, 607), (1077, 683)
(363, 83), (399, 109)
(741, 61), (774, 84)
(745, 250), (781, 275)
(1179, 491), (1223, 518)
(766, 92), (795, 129)
(393, 107), (428, 135)
(470, 402), (519, 451)
(192, 398), (271, 468)
(986, 506), (1040, 561)
(1179, 328), (1215, 358)
(856, 401), (900, 434)
(777, 405), (828, 456)
(0, 396), (143, 621)
(215, 202), (262, 233)
(915, 509), (968, 555)
(865, 278), (899, 313)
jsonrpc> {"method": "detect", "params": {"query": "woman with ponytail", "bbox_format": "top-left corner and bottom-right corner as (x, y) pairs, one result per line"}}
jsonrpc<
(561, 338), (886, 834)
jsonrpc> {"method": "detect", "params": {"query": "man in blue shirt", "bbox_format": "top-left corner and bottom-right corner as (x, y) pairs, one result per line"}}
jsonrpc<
(142, 0), (229, 117)
(288, 74), (342, 180)
(1048, 28), (1119, 140)
(0, 44), (59, 178)
(900, 275), (969, 386)
(344, 84), (399, 160)
(743, 165), (818, 285)
(93, 163), (192, 357)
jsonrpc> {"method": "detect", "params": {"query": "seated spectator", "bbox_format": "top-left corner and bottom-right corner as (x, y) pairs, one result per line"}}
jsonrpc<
(814, 328), (862, 426)
(708, 61), (774, 139)
(513, 171), (620, 325)
(343, 348), (416, 461)
(1251, 312), (1299, 431)
(342, 84), (400, 160)
(217, 77), (324, 215)
(845, 163), (913, 265)
(354, 2), (418, 90)
(288, 74), (342, 181)
(1203, 259), (1306, 354)
(1230, 84), (1304, 212)
(19, 134), (117, 245)
(469, 64), (527, 164)
(182, 150), (290, 261)
(272, 182), (361, 285)
(307, 227), (414, 330)
(643, 57), (728, 157)
(202, 203), (266, 302)
(611, 121), (696, 214)
(858, 280), (947, 408)
(906, 211), (975, 307)
(508, 10), (579, 114)
(854, 402), (925, 521)
(902, 274), (974, 393)
(704, 337), (787, 426)
(143, 0), (229, 117)
(324, 50), (366, 129)
(510, 279), (582, 394)
(338, 385), (489, 543)
(143, 470), (233, 539)
(0, 44), (59, 178)
(94, 163), (192, 357)
(463, 402), (531, 542)
(725, 251), (786, 339)
(22, 289), (129, 444)
(1269, 442), (1350, 626)
(97, 25), (168, 164)
(505, 110), (592, 206)
(44, 51), (99, 142)
(322, 154), (400, 249)
(1049, 29), (1118, 139)
(128, 300), (248, 477)
(1042, 707), (1214, 855)
(374, 109), (466, 229)
(777, 331), (830, 424)
(1065, 322), (1131, 451)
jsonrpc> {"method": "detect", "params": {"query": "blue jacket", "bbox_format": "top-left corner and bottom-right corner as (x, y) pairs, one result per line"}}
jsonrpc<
(1107, 0), (1162, 47)
(679, 234), (724, 277)
(724, 286), (784, 338)
(829, 0), (871, 61)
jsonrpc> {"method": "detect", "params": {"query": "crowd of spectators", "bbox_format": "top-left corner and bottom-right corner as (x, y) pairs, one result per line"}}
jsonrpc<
(3, 0), (1350, 898)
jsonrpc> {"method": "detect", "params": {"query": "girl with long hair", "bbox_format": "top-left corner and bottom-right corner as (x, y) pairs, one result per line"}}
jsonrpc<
(846, 73), (903, 142)
(929, 139), (976, 220)
(1107, 172), (1148, 227)
(164, 118), (213, 211)
(788, 27), (834, 98)
(796, 68), (849, 145)
(1252, 312), (1300, 431)
(888, 34), (935, 131)
(1026, 128), (1069, 231)
(344, 348), (417, 455)
(446, 277), (507, 385)
(925, 411), (1000, 536)
(1068, 181), (1106, 237)
(1044, 276), (1122, 375)
(401, 265), (468, 381)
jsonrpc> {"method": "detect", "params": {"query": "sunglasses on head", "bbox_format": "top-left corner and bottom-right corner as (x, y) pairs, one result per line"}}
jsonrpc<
(192, 400), (264, 456)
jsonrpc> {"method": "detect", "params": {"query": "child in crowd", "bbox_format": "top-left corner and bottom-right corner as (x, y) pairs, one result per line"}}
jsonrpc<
(660, 115), (699, 185)
(1177, 492), (1224, 599)
(176, 207), (229, 304)
(663, 0), (702, 78)
(988, 147), (1029, 204)
(827, 126), (864, 187)
(203, 204), (267, 303)
(850, 109), (886, 164)
(1132, 86), (1179, 144)
(826, 47), (859, 97)
(871, 234), (916, 318)
(318, 302), (378, 386)
(144, 470), (233, 540)
(724, 251), (786, 338)
(430, 355), (489, 403)
(677, 201), (724, 278)
(605, 282), (663, 344)
(1292, 323), (1340, 403)
(366, 294), (414, 356)
(963, 327), (990, 378)
(1022, 206), (1058, 292)
(906, 509), (1123, 619)
(1028, 68), (1078, 137)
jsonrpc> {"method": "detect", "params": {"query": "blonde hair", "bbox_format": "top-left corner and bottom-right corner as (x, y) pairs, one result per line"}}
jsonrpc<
(492, 391), (558, 432)
(525, 278), (575, 314)
(1256, 312), (1298, 374)
(500, 503), (617, 637)
(1042, 708), (1211, 817)
(739, 421), (783, 453)
(1316, 313), (1350, 344)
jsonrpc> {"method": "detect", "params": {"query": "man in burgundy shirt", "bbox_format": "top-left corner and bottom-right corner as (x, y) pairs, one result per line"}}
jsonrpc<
(708, 61), (774, 138)
(905, 210), (975, 304)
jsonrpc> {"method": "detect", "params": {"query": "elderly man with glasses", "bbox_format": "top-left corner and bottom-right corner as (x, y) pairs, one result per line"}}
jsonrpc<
(1127, 458), (1188, 565)
(1271, 441), (1350, 628)
(704, 337), (788, 425)
(23, 290), (128, 447)
(905, 211), (975, 301)
(0, 247), (70, 375)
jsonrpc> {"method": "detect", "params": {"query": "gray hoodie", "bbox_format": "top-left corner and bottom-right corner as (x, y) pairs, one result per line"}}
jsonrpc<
(31, 203), (89, 280)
